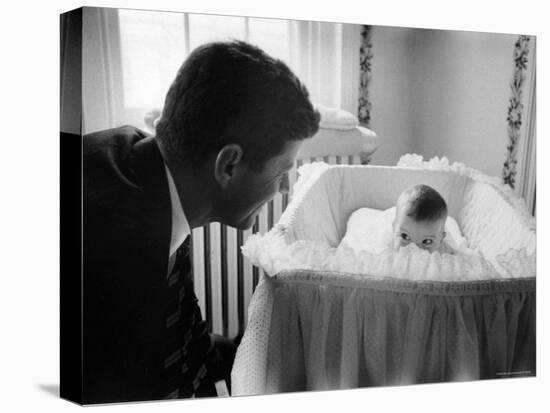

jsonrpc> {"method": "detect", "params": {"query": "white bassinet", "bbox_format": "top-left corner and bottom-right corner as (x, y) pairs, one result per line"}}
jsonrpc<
(231, 155), (536, 395)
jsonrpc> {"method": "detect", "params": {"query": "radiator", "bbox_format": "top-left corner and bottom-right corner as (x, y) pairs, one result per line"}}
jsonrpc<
(191, 155), (364, 338)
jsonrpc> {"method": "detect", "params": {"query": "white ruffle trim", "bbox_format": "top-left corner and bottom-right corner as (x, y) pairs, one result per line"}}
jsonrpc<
(242, 224), (505, 282)
(291, 161), (332, 200)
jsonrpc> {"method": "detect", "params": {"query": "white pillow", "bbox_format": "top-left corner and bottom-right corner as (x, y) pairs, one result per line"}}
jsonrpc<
(315, 104), (358, 131)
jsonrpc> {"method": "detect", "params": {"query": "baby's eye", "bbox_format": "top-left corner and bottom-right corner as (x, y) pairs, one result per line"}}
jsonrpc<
(400, 233), (410, 241)
(422, 239), (433, 245)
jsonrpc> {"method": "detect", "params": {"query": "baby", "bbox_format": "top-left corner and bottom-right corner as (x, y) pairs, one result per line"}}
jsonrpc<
(392, 184), (454, 254)
(340, 184), (465, 255)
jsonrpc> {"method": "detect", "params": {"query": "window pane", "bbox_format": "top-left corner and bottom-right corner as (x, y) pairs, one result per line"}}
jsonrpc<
(117, 11), (294, 113)
(248, 18), (290, 63)
(118, 9), (187, 108)
(188, 14), (246, 50)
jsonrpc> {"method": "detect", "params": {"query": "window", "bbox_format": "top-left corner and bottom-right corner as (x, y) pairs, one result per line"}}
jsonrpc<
(118, 9), (188, 109)
(118, 11), (293, 112)
(82, 8), (360, 133)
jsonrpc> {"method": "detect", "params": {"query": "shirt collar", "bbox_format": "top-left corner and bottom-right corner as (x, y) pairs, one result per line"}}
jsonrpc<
(164, 164), (191, 257)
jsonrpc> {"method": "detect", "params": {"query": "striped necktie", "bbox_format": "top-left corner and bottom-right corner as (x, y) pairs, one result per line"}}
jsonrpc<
(163, 238), (215, 399)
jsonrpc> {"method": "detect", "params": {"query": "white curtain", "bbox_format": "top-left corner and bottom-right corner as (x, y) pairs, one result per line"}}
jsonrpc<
(60, 9), (83, 135)
(82, 8), (361, 134)
(288, 20), (361, 114)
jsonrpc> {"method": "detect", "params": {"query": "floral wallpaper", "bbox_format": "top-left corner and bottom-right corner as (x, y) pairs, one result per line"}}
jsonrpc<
(502, 35), (531, 188)
(358, 25), (373, 128)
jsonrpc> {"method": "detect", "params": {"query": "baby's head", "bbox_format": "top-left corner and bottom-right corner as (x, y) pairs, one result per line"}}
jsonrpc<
(393, 184), (447, 253)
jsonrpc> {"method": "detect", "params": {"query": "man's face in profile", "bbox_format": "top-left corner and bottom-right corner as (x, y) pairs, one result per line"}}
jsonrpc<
(215, 140), (302, 230)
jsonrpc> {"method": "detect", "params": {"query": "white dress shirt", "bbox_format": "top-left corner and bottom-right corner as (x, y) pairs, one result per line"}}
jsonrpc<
(164, 163), (229, 396)
(164, 164), (191, 276)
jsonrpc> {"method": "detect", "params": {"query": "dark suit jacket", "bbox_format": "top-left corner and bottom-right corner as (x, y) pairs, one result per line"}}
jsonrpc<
(83, 126), (211, 403)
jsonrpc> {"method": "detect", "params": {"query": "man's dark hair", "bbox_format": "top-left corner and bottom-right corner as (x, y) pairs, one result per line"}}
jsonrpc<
(396, 184), (448, 222)
(156, 40), (320, 171)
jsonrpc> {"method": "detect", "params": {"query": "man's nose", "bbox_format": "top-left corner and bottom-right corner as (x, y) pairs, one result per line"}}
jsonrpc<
(279, 174), (290, 194)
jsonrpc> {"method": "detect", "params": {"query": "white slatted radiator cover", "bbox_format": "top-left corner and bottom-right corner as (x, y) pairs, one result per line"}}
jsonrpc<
(190, 155), (365, 338)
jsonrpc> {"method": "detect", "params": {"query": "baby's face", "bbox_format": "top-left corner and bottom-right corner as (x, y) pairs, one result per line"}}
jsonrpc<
(393, 213), (446, 253)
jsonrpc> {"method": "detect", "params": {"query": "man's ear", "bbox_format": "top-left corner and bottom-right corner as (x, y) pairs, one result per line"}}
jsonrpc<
(214, 144), (244, 187)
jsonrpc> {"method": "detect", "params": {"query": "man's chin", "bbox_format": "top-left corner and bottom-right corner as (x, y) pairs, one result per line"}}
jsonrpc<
(231, 209), (263, 231)
(217, 205), (265, 230)
(214, 215), (253, 231)
(234, 214), (258, 230)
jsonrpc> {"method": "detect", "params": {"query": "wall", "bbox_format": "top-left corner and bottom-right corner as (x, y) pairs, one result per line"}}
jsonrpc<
(369, 26), (518, 177)
(369, 26), (417, 166)
(412, 30), (516, 176)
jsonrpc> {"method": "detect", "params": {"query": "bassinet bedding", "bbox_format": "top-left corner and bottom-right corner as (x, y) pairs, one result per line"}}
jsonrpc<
(339, 206), (471, 257)
(231, 155), (536, 395)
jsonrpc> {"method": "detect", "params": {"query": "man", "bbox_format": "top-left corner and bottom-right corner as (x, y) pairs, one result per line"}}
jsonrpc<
(83, 40), (320, 403)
